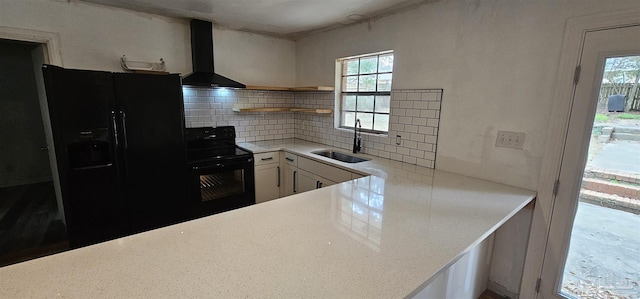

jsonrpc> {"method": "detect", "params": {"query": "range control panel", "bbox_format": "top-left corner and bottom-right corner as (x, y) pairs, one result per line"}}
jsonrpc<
(185, 126), (236, 142)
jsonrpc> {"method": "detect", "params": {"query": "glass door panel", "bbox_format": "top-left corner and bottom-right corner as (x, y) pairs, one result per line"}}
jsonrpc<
(539, 24), (640, 298)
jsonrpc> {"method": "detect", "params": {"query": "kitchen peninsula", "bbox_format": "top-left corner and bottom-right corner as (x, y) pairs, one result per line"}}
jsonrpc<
(0, 139), (535, 298)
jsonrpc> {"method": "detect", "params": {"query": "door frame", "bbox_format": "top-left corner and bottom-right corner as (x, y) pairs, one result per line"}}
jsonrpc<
(0, 26), (62, 65)
(0, 26), (65, 220)
(520, 7), (640, 298)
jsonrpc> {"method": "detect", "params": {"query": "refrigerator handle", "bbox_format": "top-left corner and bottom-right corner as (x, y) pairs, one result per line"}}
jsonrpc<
(118, 109), (131, 181)
(111, 110), (119, 148)
(119, 110), (129, 150)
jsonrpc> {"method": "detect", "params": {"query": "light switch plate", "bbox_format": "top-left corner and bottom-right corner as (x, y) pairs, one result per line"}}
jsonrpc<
(496, 130), (525, 150)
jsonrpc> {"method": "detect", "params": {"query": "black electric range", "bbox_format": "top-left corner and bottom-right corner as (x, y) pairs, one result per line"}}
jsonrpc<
(185, 126), (255, 218)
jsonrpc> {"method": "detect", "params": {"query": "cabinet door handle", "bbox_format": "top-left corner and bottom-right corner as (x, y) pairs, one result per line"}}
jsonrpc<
(276, 166), (280, 187)
(293, 170), (297, 193)
(285, 157), (294, 162)
(261, 157), (274, 161)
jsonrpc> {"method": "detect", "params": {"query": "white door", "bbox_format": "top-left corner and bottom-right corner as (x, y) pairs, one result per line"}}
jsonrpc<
(539, 25), (640, 298)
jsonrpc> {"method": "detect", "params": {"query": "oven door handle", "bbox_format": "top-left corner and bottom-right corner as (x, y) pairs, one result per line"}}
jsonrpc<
(190, 157), (254, 171)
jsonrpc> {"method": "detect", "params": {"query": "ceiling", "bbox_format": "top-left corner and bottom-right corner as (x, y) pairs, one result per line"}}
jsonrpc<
(79, 0), (433, 39)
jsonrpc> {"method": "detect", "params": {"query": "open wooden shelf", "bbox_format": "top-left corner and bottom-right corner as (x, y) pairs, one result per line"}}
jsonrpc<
(245, 85), (334, 92)
(232, 107), (333, 114)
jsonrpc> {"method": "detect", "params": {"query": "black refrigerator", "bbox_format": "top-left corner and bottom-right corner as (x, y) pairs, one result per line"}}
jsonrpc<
(42, 65), (188, 248)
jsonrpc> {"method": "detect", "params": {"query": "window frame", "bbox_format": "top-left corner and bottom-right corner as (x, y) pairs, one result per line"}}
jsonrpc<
(335, 51), (394, 135)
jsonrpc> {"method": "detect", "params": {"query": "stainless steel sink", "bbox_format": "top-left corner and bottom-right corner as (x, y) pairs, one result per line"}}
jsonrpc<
(311, 150), (370, 163)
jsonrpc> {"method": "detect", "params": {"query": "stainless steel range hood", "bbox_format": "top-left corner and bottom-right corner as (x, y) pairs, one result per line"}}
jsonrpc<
(182, 19), (245, 88)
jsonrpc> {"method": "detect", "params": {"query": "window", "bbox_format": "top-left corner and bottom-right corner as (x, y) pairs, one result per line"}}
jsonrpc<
(337, 51), (394, 134)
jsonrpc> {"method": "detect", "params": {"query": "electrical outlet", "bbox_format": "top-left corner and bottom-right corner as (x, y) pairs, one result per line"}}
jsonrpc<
(496, 131), (525, 150)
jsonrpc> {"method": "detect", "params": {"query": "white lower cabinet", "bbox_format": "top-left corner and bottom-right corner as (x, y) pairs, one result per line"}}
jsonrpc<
(257, 150), (366, 202)
(280, 152), (297, 197)
(254, 151), (281, 204)
(295, 169), (336, 193)
(281, 164), (296, 197)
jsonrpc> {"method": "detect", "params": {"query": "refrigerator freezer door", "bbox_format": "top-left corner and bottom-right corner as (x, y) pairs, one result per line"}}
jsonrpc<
(113, 73), (188, 232)
(42, 65), (129, 248)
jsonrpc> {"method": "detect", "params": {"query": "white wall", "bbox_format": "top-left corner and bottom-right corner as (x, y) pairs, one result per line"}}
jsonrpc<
(295, 0), (640, 296)
(295, 0), (639, 191)
(0, 0), (295, 86)
(214, 27), (296, 86)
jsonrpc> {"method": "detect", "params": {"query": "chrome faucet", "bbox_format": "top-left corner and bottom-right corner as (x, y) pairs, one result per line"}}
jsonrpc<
(353, 118), (362, 153)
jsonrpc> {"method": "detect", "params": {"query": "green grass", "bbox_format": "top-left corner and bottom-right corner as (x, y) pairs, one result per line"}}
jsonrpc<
(617, 113), (640, 119)
(594, 114), (609, 122)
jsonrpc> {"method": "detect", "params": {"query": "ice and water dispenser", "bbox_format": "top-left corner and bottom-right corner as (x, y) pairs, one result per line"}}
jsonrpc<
(67, 128), (111, 169)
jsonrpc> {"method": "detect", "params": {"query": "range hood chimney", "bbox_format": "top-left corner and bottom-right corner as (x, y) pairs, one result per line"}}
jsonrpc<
(182, 19), (245, 88)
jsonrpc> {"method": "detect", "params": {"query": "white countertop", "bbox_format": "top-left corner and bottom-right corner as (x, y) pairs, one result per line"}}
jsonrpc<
(238, 138), (436, 180)
(0, 139), (536, 298)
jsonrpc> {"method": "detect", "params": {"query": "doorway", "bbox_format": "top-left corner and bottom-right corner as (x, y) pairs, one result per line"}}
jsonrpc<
(539, 26), (640, 298)
(0, 39), (68, 266)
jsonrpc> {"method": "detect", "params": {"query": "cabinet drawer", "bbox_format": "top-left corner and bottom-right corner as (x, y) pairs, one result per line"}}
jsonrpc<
(254, 151), (280, 166)
(298, 156), (351, 183)
(282, 152), (297, 166)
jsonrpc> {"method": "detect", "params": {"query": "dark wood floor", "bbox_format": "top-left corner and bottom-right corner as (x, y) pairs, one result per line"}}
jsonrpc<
(0, 181), (69, 267)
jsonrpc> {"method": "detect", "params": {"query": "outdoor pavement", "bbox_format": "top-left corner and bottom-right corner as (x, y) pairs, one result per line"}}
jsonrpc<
(589, 140), (640, 174)
(562, 137), (640, 297)
(562, 202), (640, 297)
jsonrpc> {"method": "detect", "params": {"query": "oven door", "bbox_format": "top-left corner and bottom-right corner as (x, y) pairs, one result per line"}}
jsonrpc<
(189, 157), (255, 218)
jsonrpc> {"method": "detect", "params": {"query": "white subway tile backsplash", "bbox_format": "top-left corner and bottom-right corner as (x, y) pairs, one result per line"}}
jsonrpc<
(403, 156), (417, 164)
(390, 153), (403, 161)
(394, 108), (406, 116)
(407, 92), (421, 101)
(406, 109), (420, 117)
(422, 92), (440, 101)
(183, 87), (442, 169)
(420, 110), (436, 118)
(292, 89), (442, 167)
(410, 149), (425, 158)
(399, 116), (412, 125)
(412, 118), (427, 126)
(403, 140), (418, 149)
(413, 101), (429, 109)
(399, 101), (414, 109)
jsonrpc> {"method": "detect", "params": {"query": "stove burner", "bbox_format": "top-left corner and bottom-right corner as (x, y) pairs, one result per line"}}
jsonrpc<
(185, 126), (252, 165)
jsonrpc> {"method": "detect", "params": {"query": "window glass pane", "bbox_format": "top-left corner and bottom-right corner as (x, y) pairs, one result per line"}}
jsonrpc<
(343, 111), (356, 127)
(358, 95), (374, 112)
(343, 59), (359, 76)
(343, 76), (359, 92)
(379, 54), (394, 72)
(377, 73), (392, 91)
(373, 114), (389, 132)
(358, 75), (377, 92)
(339, 52), (393, 133)
(375, 96), (390, 113)
(356, 113), (374, 131)
(343, 95), (356, 111)
(359, 57), (378, 74)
